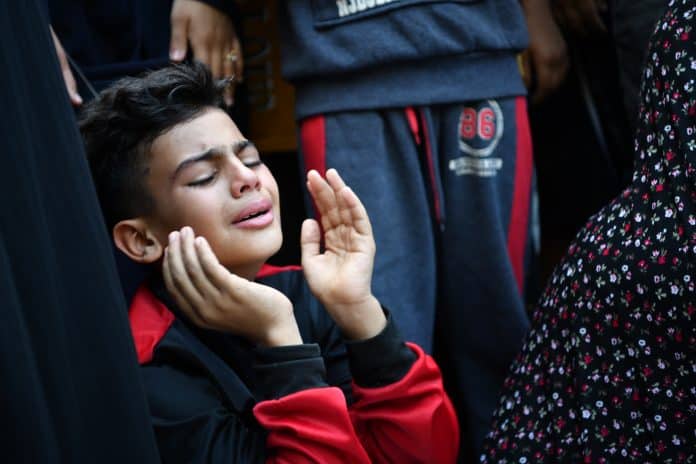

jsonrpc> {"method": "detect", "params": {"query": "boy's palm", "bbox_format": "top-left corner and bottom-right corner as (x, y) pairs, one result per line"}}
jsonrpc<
(163, 227), (300, 346)
(302, 170), (383, 340)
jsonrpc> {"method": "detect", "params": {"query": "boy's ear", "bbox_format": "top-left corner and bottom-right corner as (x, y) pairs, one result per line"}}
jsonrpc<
(113, 219), (164, 264)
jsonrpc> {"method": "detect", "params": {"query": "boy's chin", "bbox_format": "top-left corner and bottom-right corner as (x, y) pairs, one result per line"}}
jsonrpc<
(221, 244), (284, 277)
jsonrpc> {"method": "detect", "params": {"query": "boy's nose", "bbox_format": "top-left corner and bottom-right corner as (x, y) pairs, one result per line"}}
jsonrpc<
(229, 163), (261, 197)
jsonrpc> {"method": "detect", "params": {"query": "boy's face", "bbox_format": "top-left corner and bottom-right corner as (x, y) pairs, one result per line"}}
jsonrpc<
(144, 108), (282, 277)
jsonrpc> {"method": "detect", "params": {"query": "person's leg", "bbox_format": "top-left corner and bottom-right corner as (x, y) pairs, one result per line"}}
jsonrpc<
(299, 110), (438, 350)
(430, 97), (533, 461)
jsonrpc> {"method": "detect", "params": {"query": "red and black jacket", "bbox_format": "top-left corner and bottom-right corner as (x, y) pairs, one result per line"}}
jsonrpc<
(129, 266), (459, 463)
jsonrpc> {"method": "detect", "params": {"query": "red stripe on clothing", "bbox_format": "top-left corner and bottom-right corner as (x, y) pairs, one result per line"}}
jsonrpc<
(507, 97), (533, 294)
(128, 285), (175, 365)
(350, 342), (460, 463)
(255, 387), (372, 463)
(300, 115), (327, 219)
(418, 110), (442, 224)
(256, 264), (302, 279)
(404, 107), (421, 145)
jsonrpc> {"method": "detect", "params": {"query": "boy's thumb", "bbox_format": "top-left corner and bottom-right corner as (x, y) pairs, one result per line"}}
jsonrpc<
(300, 219), (321, 260)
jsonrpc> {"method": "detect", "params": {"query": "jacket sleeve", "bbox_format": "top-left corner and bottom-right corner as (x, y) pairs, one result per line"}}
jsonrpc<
(141, 361), (269, 463)
(253, 387), (371, 463)
(142, 342), (372, 463)
(253, 315), (461, 464)
(252, 345), (371, 463)
(345, 315), (461, 463)
(149, 305), (457, 463)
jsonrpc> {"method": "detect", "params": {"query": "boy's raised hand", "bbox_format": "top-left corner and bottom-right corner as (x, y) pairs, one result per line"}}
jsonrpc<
(301, 170), (386, 340)
(163, 227), (302, 347)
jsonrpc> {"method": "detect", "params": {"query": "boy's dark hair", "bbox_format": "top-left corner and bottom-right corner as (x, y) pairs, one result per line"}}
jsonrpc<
(79, 62), (228, 229)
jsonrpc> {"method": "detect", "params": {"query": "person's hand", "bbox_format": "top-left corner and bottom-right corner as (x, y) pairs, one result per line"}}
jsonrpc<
(50, 27), (82, 106)
(169, 0), (243, 106)
(301, 169), (386, 340)
(552, 0), (607, 38)
(520, 0), (569, 104)
(163, 226), (301, 347)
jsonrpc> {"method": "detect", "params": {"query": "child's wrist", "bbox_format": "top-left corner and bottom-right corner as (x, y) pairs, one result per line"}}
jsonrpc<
(258, 317), (303, 347)
(328, 295), (386, 341)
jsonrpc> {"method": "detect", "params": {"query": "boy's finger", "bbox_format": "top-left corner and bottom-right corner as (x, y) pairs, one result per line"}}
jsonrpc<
(325, 169), (372, 234)
(300, 219), (321, 262)
(167, 230), (205, 310)
(163, 248), (198, 320)
(195, 236), (238, 292)
(325, 168), (347, 191)
(342, 186), (373, 237)
(306, 170), (331, 216)
(325, 169), (353, 226)
(162, 248), (175, 295)
(180, 227), (219, 299)
(307, 170), (341, 230)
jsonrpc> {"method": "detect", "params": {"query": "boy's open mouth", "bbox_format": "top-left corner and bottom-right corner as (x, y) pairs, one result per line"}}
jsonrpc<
(232, 198), (274, 227)
(234, 209), (269, 223)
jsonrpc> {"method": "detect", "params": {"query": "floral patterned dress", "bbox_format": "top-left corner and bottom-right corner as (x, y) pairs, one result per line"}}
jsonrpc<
(481, 1), (696, 462)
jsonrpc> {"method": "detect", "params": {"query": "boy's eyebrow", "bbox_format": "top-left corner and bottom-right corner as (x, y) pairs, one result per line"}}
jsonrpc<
(233, 139), (255, 154)
(172, 140), (255, 180)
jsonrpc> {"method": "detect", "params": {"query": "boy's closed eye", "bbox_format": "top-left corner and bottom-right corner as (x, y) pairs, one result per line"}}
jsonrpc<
(242, 159), (263, 169)
(187, 171), (218, 187)
(238, 143), (263, 169)
(176, 141), (263, 186)
(185, 159), (265, 188)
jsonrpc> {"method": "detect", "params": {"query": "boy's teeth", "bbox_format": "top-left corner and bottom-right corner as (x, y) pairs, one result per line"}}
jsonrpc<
(242, 210), (266, 221)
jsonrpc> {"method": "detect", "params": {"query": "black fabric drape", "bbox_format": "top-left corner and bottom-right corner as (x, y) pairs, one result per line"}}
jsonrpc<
(0, 1), (160, 462)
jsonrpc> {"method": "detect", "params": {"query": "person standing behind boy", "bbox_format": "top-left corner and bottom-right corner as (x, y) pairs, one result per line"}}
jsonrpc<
(276, 0), (564, 460)
(79, 63), (459, 463)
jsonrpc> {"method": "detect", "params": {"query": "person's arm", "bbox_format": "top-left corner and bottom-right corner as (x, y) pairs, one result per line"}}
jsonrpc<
(160, 228), (373, 463)
(552, 0), (607, 38)
(252, 345), (371, 463)
(301, 169), (460, 463)
(49, 26), (82, 106)
(519, 0), (569, 103)
(345, 313), (460, 463)
(141, 342), (373, 463)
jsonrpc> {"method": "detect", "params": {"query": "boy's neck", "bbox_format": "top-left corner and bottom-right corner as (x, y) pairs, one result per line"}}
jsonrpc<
(228, 260), (266, 281)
